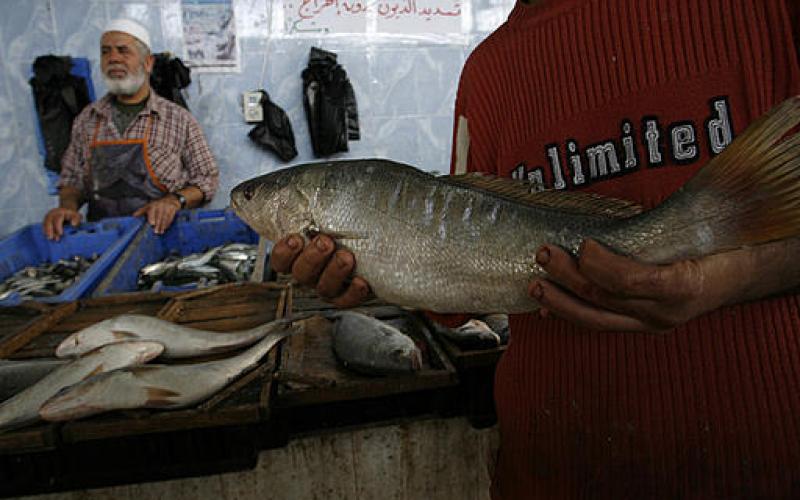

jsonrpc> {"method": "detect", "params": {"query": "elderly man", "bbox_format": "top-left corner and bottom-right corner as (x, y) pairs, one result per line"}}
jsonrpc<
(43, 19), (218, 239)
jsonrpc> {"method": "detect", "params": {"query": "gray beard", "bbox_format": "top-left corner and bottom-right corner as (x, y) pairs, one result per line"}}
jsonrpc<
(103, 67), (147, 96)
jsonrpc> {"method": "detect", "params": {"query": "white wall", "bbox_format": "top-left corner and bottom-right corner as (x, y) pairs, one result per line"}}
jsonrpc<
(0, 0), (515, 238)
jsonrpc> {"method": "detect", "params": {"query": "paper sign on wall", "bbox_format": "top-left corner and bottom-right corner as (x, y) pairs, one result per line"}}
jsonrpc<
(283, 0), (463, 35)
(182, 0), (240, 72)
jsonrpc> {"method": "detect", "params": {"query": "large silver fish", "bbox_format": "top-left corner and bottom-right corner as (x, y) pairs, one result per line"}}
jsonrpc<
(231, 98), (800, 314)
(56, 314), (292, 359)
(0, 341), (163, 432)
(39, 323), (300, 422)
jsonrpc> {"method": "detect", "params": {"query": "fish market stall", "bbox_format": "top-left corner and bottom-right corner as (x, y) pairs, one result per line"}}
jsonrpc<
(0, 283), (290, 497)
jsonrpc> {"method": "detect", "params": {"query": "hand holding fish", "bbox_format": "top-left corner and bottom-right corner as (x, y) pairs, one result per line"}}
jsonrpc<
(531, 237), (800, 332)
(132, 195), (180, 235)
(270, 233), (371, 308)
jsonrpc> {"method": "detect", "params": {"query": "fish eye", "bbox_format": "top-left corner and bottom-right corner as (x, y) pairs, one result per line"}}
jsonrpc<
(243, 183), (255, 201)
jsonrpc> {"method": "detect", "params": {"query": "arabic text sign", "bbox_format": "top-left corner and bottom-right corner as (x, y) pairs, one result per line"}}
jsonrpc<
(285, 0), (463, 34)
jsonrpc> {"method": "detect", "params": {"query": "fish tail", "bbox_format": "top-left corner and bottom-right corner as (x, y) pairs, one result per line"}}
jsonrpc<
(623, 96), (800, 261)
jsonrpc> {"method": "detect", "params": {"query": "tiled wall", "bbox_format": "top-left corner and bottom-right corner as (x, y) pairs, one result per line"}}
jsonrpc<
(0, 0), (515, 238)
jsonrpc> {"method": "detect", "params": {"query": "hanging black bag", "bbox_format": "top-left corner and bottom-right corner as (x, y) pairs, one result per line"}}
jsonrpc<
(248, 90), (298, 162)
(150, 52), (192, 109)
(301, 47), (359, 157)
(29, 55), (91, 173)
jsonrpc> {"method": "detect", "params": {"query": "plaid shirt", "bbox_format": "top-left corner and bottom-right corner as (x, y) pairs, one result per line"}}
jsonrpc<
(59, 93), (219, 202)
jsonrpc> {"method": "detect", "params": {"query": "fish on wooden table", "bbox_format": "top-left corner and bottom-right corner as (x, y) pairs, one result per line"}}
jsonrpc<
(55, 314), (293, 359)
(330, 311), (423, 375)
(230, 97), (800, 314)
(0, 359), (68, 401)
(39, 322), (300, 422)
(0, 341), (164, 432)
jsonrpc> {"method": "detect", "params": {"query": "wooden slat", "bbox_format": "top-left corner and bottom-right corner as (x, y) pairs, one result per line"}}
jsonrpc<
(0, 302), (77, 358)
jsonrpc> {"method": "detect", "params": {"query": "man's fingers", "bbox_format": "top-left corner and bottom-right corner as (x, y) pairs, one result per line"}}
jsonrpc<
(291, 235), (335, 286)
(132, 206), (146, 217)
(316, 250), (355, 298)
(529, 279), (653, 332)
(270, 235), (305, 273)
(329, 277), (371, 308)
(535, 244), (600, 302)
(578, 239), (702, 301)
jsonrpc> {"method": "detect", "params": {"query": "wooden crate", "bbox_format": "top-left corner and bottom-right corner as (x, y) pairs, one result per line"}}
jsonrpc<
(0, 292), (179, 454)
(275, 285), (458, 409)
(58, 282), (290, 443)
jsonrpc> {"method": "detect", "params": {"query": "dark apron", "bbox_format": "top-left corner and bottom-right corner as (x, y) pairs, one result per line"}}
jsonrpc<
(87, 115), (168, 221)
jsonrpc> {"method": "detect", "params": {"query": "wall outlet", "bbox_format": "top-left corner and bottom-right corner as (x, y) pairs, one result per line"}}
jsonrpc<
(243, 91), (263, 123)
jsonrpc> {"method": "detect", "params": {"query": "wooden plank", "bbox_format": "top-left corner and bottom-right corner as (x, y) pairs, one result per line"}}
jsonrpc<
(0, 424), (58, 455)
(0, 302), (77, 358)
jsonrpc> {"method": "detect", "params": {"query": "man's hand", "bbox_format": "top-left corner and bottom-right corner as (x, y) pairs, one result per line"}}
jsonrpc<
(43, 208), (82, 241)
(528, 239), (751, 332)
(132, 196), (180, 235)
(270, 234), (370, 308)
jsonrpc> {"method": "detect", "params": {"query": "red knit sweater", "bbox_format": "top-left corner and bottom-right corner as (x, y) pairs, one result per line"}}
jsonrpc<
(452, 1), (800, 498)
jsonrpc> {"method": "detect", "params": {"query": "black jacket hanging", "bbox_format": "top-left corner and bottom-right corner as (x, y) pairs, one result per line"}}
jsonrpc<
(301, 47), (359, 157)
(248, 90), (298, 162)
(150, 52), (192, 110)
(29, 55), (91, 173)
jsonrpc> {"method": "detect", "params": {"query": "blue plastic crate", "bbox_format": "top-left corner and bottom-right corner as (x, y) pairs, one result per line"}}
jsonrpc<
(92, 208), (263, 296)
(0, 216), (143, 306)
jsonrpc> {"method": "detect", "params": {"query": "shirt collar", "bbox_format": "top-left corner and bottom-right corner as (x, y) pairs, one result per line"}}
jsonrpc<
(94, 91), (164, 119)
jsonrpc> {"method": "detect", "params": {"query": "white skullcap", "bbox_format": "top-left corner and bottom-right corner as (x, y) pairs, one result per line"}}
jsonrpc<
(104, 18), (151, 50)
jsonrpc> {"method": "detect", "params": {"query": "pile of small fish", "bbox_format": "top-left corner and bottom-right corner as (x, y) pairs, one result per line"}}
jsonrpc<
(0, 255), (98, 301)
(0, 314), (299, 432)
(137, 243), (259, 290)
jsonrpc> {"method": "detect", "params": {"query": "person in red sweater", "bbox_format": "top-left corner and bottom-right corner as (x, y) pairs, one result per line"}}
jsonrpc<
(272, 0), (800, 497)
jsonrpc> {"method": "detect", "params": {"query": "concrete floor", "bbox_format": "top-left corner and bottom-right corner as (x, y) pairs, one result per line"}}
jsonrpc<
(19, 417), (499, 500)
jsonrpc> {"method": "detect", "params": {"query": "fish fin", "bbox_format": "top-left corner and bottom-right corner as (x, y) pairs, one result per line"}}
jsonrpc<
(645, 96), (800, 257)
(444, 173), (643, 219)
(85, 364), (105, 379)
(145, 386), (180, 407)
(112, 330), (139, 340)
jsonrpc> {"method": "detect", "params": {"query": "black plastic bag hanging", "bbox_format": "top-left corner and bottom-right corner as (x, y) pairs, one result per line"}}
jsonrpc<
(29, 55), (91, 173)
(150, 52), (192, 109)
(301, 47), (359, 157)
(247, 90), (298, 162)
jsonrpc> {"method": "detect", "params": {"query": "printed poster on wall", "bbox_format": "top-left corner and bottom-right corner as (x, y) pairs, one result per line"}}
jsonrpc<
(182, 0), (240, 72)
(283, 0), (463, 35)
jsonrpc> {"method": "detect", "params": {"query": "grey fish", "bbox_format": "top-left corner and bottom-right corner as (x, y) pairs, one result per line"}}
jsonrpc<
(0, 341), (163, 432)
(56, 314), (295, 359)
(331, 311), (422, 375)
(0, 255), (98, 300)
(0, 359), (68, 401)
(480, 314), (510, 344)
(39, 323), (299, 422)
(231, 98), (800, 314)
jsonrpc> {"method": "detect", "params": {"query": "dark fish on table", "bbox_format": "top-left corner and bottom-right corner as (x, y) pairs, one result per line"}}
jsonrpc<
(480, 314), (510, 344)
(331, 311), (422, 375)
(432, 318), (501, 350)
(231, 98), (800, 314)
